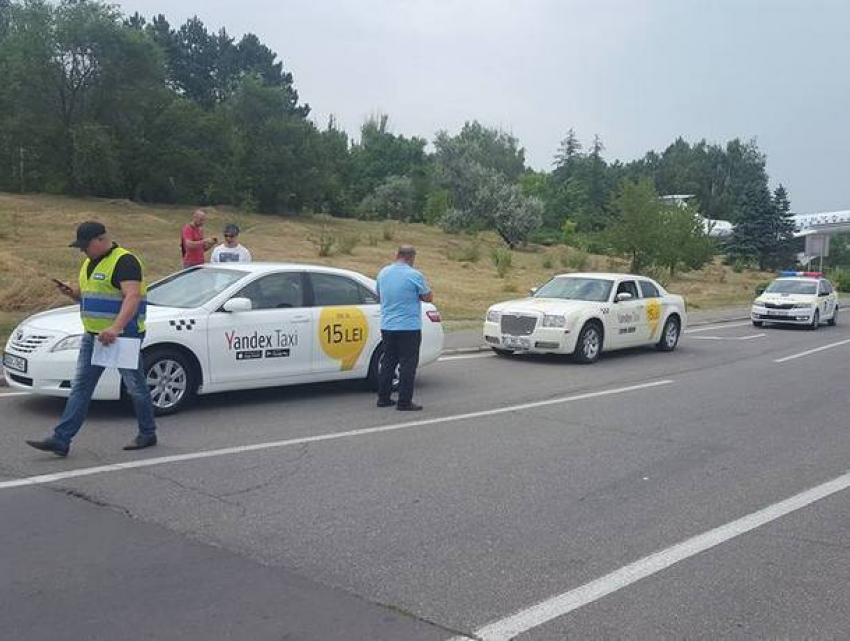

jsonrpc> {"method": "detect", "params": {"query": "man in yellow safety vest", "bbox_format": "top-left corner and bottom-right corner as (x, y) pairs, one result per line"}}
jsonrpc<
(26, 222), (158, 457)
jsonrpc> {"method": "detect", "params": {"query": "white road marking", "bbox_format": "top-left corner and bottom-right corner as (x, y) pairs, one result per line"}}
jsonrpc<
(690, 333), (766, 342)
(684, 321), (752, 334)
(0, 379), (673, 491)
(774, 338), (850, 363)
(439, 352), (494, 362)
(450, 469), (850, 641)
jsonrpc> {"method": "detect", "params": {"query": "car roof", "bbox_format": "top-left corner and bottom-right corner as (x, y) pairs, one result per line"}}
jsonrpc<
(553, 272), (653, 280)
(773, 276), (821, 282)
(197, 262), (374, 279)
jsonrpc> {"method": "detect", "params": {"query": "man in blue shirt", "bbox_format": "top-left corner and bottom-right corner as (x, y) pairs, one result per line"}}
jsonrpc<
(376, 245), (433, 411)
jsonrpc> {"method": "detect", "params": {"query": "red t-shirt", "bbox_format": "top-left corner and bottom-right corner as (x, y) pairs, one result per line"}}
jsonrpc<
(181, 223), (204, 267)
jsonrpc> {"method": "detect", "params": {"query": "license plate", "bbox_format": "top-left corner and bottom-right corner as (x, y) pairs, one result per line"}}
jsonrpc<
(503, 336), (531, 350)
(3, 353), (27, 373)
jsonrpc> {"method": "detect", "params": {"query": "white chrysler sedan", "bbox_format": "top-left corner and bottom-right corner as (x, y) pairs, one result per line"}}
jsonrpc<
(3, 264), (444, 414)
(483, 273), (686, 363)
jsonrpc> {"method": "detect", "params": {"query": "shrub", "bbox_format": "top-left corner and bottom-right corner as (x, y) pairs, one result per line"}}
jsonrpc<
(826, 268), (850, 292)
(561, 248), (588, 271)
(491, 247), (512, 278)
(382, 221), (397, 241)
(310, 229), (336, 257)
(447, 243), (481, 263)
(640, 266), (671, 288)
(541, 255), (554, 269)
(338, 234), (360, 255)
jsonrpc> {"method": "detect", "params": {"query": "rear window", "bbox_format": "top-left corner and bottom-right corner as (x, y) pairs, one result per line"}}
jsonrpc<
(639, 280), (661, 298)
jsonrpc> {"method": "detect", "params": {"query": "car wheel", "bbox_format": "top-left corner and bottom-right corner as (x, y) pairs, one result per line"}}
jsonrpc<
(573, 322), (602, 364)
(491, 347), (514, 357)
(143, 348), (197, 416)
(752, 320), (763, 327)
(365, 345), (400, 392)
(809, 310), (820, 331)
(656, 316), (681, 352)
(828, 306), (838, 326)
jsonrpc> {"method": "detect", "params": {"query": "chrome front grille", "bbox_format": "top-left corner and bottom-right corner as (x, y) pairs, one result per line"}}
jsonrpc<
(9, 332), (53, 354)
(500, 314), (537, 336)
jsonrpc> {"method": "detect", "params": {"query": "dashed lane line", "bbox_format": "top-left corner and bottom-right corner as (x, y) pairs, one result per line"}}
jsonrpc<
(774, 338), (850, 363)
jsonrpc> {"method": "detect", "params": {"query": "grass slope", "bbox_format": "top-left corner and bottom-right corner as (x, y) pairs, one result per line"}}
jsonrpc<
(0, 193), (768, 343)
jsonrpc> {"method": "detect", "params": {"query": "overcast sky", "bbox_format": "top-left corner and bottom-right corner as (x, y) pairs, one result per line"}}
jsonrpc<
(120, 0), (850, 213)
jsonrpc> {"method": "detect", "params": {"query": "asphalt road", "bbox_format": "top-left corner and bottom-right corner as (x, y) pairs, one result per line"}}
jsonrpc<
(2, 319), (849, 640)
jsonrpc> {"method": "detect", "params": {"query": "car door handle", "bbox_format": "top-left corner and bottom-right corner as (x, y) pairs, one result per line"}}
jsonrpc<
(291, 315), (310, 323)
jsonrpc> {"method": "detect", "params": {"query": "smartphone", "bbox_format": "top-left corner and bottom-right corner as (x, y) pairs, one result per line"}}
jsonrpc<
(51, 278), (73, 293)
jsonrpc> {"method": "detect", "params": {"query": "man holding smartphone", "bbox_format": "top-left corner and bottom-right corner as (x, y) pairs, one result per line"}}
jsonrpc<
(26, 222), (158, 457)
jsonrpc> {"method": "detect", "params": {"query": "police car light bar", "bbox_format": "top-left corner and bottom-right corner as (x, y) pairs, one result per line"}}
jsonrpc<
(779, 270), (824, 277)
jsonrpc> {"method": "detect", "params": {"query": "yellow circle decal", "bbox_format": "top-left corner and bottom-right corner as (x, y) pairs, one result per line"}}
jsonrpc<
(646, 299), (662, 337)
(319, 307), (370, 371)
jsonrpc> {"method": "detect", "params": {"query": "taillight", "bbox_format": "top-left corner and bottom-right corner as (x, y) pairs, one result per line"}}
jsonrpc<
(426, 310), (442, 323)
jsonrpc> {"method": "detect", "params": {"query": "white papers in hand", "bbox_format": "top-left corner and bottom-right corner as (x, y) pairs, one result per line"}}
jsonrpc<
(91, 337), (141, 370)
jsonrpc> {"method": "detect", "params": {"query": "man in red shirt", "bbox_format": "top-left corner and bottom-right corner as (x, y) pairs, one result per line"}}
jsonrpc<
(181, 209), (217, 267)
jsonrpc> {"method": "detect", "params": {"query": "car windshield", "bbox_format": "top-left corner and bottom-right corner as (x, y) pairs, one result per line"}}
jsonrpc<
(765, 280), (817, 295)
(147, 267), (248, 308)
(534, 277), (614, 302)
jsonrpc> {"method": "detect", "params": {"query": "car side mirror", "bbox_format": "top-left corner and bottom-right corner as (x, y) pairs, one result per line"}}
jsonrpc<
(755, 287), (766, 296)
(223, 297), (252, 313)
(615, 292), (633, 303)
(529, 287), (538, 297)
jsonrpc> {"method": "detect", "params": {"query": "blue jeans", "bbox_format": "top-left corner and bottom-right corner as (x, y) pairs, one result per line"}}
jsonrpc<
(53, 333), (157, 447)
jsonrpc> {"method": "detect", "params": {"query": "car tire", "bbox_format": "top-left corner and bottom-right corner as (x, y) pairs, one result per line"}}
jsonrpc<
(828, 306), (838, 326)
(365, 344), (400, 392)
(573, 322), (602, 364)
(752, 320), (763, 327)
(809, 310), (820, 331)
(656, 316), (681, 352)
(142, 347), (198, 416)
(491, 347), (514, 357)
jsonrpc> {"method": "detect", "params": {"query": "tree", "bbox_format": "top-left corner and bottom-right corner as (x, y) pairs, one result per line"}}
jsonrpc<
(657, 202), (716, 275)
(349, 114), (426, 206)
(357, 175), (415, 220)
(727, 183), (795, 270)
(607, 178), (665, 272)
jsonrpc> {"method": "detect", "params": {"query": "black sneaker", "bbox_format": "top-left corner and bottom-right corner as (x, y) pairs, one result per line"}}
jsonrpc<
(376, 398), (396, 408)
(123, 434), (158, 451)
(396, 402), (423, 412)
(26, 438), (69, 457)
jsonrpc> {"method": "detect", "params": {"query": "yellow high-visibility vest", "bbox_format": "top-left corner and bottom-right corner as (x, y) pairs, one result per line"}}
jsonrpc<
(78, 247), (147, 336)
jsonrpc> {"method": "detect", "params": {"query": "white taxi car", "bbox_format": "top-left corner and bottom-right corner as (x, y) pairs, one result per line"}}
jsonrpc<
(3, 264), (444, 414)
(483, 273), (687, 363)
(751, 271), (838, 329)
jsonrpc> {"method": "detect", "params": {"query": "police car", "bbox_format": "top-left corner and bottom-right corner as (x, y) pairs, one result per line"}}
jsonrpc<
(751, 271), (838, 329)
(2, 264), (445, 414)
(483, 272), (687, 363)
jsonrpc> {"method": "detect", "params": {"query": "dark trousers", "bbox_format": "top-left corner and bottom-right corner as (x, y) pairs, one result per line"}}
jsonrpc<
(378, 330), (421, 406)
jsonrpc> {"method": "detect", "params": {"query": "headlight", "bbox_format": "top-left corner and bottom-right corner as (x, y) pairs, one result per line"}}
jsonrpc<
(542, 314), (567, 328)
(52, 334), (83, 352)
(486, 309), (502, 323)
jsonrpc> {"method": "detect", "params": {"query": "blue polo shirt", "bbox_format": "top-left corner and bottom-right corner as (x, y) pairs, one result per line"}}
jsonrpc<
(376, 262), (431, 331)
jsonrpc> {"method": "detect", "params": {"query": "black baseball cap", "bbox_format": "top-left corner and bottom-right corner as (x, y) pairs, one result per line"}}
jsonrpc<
(69, 221), (107, 248)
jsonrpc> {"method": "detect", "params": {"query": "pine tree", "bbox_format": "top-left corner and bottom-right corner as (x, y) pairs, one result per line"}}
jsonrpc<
(727, 183), (795, 270)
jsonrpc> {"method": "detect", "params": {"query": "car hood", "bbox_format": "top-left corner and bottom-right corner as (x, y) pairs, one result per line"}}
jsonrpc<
(18, 304), (189, 336)
(755, 293), (817, 305)
(490, 297), (595, 315)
